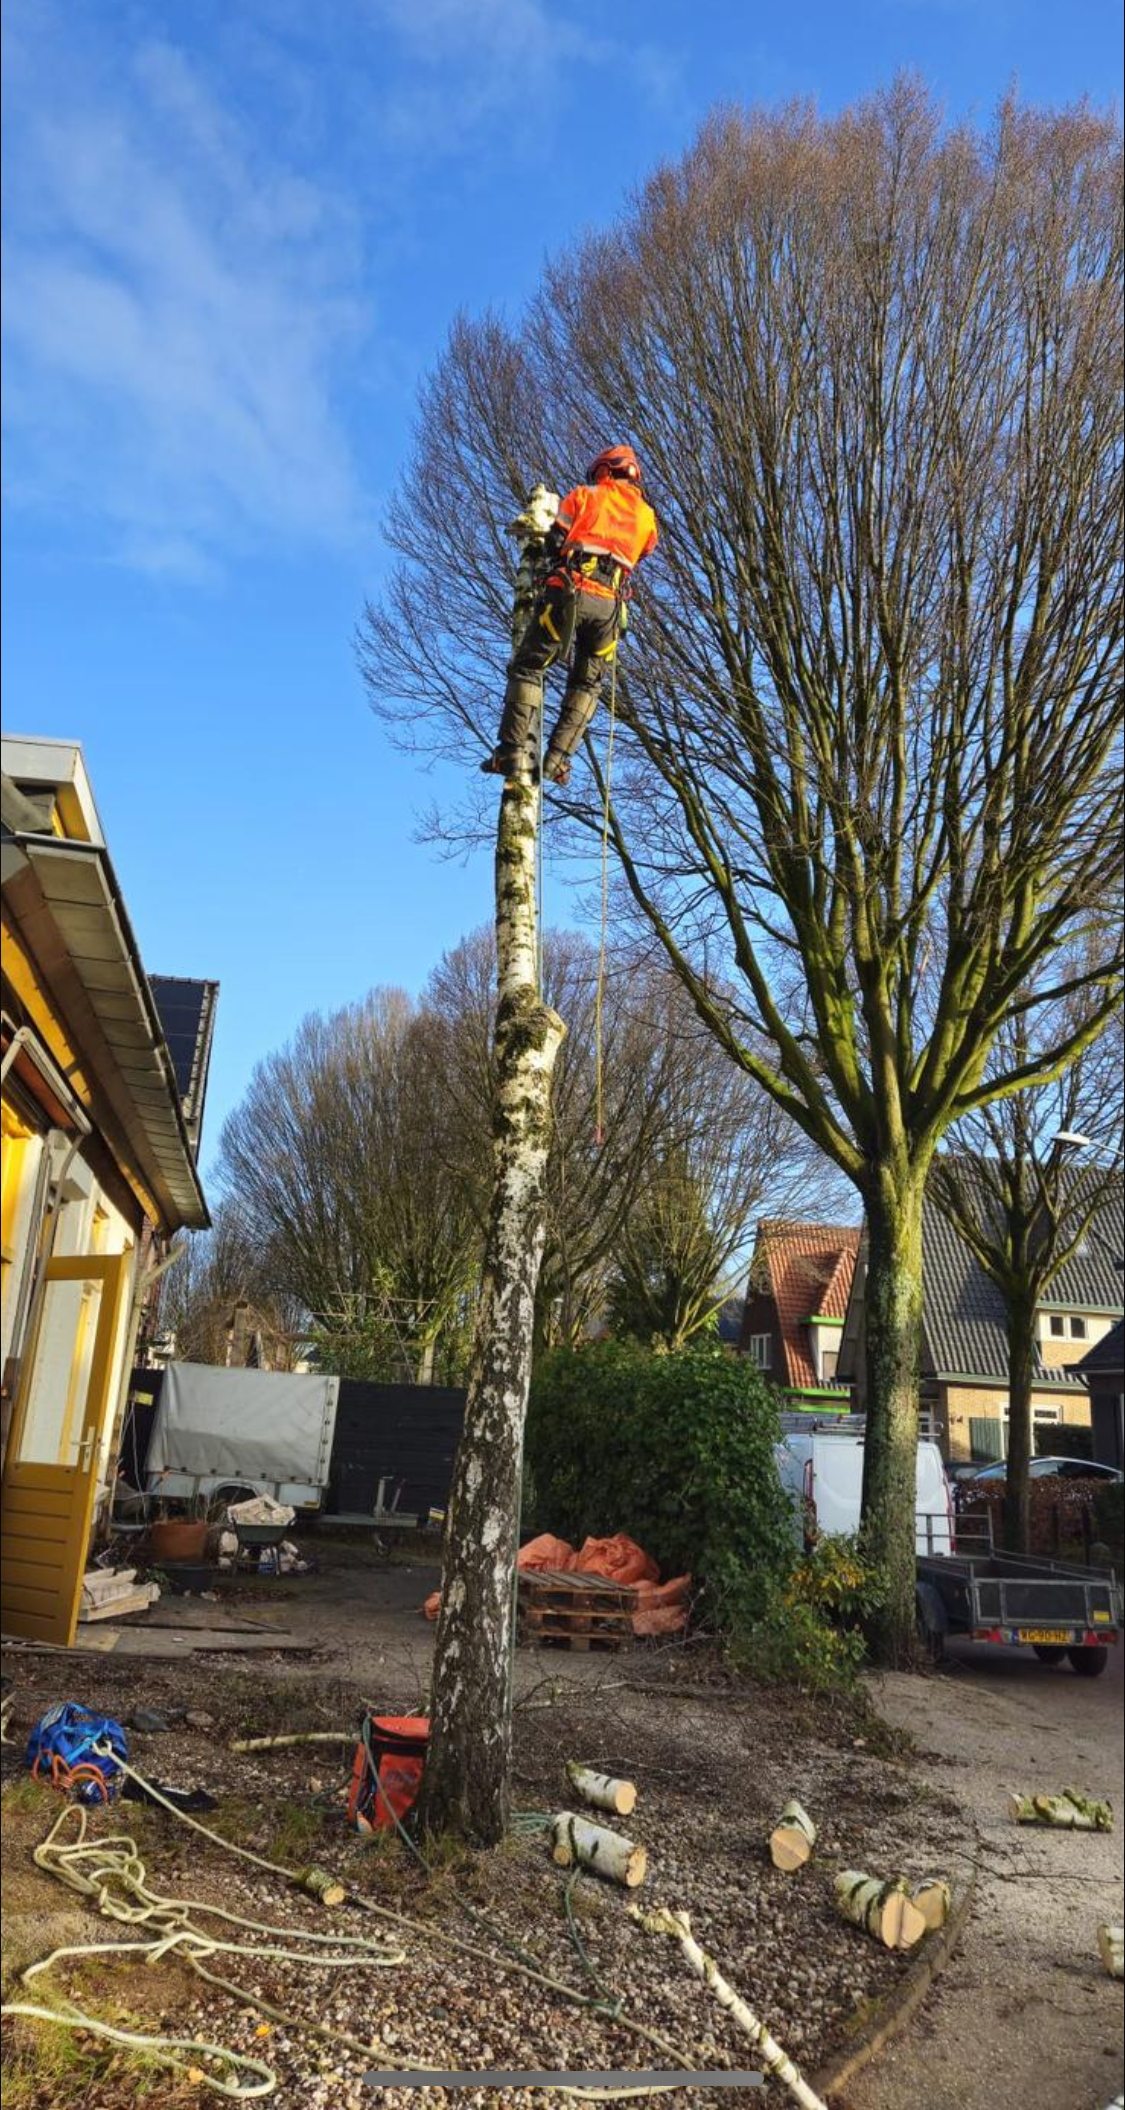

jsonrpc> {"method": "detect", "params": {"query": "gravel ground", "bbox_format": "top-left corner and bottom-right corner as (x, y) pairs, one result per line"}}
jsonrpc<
(1, 1643), (966, 2110)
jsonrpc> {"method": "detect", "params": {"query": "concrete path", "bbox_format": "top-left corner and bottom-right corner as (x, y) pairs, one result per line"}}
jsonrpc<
(843, 1640), (1125, 2110)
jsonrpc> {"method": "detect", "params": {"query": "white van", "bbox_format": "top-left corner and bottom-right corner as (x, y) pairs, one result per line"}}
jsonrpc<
(776, 1415), (954, 1556)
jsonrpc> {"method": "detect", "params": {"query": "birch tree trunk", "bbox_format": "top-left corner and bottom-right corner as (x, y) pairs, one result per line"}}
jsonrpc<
(416, 524), (565, 1844)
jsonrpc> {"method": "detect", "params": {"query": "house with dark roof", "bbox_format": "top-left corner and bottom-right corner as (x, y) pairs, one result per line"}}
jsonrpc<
(1077, 1319), (1124, 1471)
(837, 1189), (1124, 1463)
(738, 1221), (860, 1406)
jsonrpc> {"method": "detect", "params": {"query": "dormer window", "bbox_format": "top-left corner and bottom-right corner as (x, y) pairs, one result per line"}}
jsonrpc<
(1048, 1314), (1066, 1337)
(1069, 1316), (1088, 1340)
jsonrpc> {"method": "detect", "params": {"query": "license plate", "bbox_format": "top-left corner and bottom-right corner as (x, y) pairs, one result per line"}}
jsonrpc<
(1014, 1628), (1073, 1645)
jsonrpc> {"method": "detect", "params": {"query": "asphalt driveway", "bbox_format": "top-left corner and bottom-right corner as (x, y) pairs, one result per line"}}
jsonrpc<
(843, 1637), (1124, 2110)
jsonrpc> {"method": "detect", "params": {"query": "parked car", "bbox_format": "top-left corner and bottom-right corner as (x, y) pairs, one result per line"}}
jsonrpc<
(777, 1416), (954, 1555)
(959, 1456), (1123, 1485)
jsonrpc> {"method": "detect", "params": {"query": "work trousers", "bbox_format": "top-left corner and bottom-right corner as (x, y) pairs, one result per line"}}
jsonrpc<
(496, 576), (620, 765)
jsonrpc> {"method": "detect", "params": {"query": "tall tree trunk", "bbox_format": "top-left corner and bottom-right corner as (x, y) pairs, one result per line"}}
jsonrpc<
(417, 776), (565, 1843)
(1003, 1290), (1037, 1554)
(860, 1169), (927, 1666)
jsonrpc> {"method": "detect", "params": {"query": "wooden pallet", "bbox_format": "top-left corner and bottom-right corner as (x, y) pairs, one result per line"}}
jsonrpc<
(517, 1569), (634, 1651)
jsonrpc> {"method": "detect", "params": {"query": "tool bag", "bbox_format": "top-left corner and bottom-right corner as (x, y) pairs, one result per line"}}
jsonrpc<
(348, 1713), (429, 1834)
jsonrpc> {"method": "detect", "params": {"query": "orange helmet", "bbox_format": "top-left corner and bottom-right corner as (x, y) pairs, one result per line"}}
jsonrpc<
(588, 444), (642, 485)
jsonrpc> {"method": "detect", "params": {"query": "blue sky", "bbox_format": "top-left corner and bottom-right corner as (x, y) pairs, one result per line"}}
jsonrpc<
(3, 0), (1122, 1178)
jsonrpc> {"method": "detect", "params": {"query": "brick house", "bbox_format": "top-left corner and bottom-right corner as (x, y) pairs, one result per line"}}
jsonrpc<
(837, 1191), (1124, 1464)
(738, 1220), (860, 1407)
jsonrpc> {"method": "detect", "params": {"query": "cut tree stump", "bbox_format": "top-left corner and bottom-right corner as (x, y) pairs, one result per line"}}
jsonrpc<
(769, 1800), (817, 1870)
(834, 1871), (928, 1951)
(1008, 1788), (1114, 1831)
(565, 1763), (637, 1817)
(1097, 1924), (1124, 1979)
(550, 1812), (647, 1888)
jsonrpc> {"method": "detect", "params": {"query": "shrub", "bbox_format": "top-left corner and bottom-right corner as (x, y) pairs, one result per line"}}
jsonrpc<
(526, 1341), (794, 1629)
(740, 1533), (888, 1690)
(1034, 1422), (1093, 1460)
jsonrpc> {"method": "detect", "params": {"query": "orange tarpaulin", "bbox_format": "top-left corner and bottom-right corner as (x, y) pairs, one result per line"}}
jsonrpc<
(572, 1534), (659, 1586)
(516, 1534), (577, 1573)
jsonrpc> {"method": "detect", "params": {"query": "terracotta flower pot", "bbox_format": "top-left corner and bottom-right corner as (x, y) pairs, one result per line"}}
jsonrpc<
(146, 1519), (209, 1563)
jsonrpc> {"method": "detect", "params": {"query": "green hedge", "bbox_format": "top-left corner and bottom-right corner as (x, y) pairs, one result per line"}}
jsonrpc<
(525, 1341), (794, 1629)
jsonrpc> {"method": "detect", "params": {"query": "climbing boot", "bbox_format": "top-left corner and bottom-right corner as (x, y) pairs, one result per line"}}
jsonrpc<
(480, 747), (519, 777)
(542, 748), (572, 788)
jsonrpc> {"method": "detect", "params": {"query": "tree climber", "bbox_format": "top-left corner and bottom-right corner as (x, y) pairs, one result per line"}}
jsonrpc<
(481, 445), (659, 789)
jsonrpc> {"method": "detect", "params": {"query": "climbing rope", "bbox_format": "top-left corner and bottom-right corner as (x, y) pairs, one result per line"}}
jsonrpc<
(593, 652), (619, 1147)
(4, 1747), (695, 2100)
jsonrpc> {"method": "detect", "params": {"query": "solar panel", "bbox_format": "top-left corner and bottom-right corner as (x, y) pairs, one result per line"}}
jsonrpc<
(149, 975), (219, 1155)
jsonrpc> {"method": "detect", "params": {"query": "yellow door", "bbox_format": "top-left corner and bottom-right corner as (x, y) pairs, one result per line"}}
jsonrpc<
(0, 1252), (130, 1645)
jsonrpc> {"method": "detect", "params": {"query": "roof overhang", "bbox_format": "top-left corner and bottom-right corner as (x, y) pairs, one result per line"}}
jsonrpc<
(2, 829), (209, 1232)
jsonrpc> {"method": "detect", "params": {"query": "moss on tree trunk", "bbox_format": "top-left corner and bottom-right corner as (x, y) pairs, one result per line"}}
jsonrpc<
(416, 775), (564, 1844)
(860, 1172), (926, 1666)
(1003, 1291), (1037, 1554)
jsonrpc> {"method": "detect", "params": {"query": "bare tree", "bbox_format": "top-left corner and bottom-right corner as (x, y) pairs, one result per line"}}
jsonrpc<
(931, 1007), (1124, 1550)
(216, 991), (481, 1381)
(360, 84), (1124, 1659)
(425, 927), (805, 1345)
(154, 1200), (306, 1369)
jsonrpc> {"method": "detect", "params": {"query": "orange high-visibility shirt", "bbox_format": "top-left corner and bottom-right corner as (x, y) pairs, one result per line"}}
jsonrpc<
(554, 481), (658, 594)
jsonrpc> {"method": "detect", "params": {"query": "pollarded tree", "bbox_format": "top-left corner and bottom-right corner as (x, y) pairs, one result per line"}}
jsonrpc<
(931, 1008), (1124, 1552)
(360, 83), (1124, 1660)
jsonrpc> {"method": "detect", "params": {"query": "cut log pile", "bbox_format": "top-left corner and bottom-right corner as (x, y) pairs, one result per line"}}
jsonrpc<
(79, 1568), (160, 1624)
(1097, 1924), (1123, 1979)
(1009, 1787), (1114, 1831)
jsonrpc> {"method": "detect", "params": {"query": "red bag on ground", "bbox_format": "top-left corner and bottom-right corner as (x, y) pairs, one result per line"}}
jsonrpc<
(572, 1534), (659, 1586)
(348, 1715), (429, 1833)
(516, 1534), (577, 1573)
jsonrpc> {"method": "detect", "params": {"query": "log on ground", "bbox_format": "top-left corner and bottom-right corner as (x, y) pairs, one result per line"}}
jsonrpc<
(565, 1763), (637, 1817)
(550, 1812), (647, 1888)
(1008, 1788), (1113, 1831)
(769, 1799), (817, 1870)
(834, 1870), (927, 1951)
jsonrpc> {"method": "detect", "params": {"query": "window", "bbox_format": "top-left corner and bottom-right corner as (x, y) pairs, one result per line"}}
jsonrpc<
(1069, 1316), (1088, 1340)
(747, 1333), (772, 1371)
(1048, 1314), (1066, 1337)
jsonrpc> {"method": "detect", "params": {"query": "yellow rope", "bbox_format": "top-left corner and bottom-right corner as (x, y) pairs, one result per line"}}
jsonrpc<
(3, 1752), (692, 2101)
(594, 653), (619, 1147)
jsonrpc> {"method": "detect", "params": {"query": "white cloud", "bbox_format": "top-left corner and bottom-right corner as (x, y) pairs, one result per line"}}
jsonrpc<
(1, 9), (372, 578)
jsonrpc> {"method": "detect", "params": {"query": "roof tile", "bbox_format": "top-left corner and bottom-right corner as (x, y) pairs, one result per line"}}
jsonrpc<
(754, 1221), (861, 1390)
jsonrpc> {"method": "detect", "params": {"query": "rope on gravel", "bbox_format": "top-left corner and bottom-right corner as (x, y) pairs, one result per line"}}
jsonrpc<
(3, 1749), (697, 2100)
